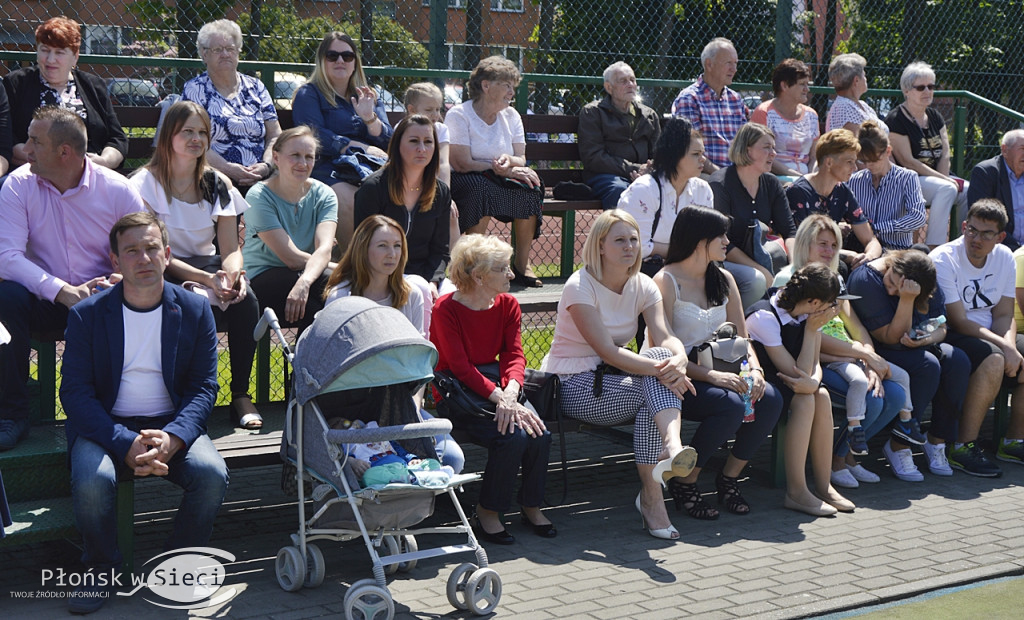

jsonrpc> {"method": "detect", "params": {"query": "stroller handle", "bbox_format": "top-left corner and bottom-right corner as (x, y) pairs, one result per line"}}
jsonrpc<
(253, 307), (281, 342)
(326, 419), (453, 447)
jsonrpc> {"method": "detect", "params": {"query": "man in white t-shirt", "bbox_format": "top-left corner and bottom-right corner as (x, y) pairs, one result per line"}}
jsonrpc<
(60, 213), (227, 614)
(930, 199), (1024, 479)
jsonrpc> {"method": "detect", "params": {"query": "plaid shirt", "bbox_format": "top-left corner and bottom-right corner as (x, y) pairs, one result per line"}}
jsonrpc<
(671, 75), (750, 168)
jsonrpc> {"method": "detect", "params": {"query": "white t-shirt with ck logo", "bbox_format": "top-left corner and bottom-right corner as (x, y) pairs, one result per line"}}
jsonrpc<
(930, 236), (1015, 330)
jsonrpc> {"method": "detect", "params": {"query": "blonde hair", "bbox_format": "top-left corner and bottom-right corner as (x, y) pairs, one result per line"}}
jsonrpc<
(448, 234), (513, 291)
(323, 215), (410, 309)
(728, 123), (775, 167)
(404, 82), (443, 109)
(308, 32), (368, 106)
(582, 209), (642, 281)
(792, 214), (842, 273)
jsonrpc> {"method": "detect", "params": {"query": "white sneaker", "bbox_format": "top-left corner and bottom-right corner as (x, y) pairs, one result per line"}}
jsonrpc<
(830, 467), (859, 489)
(847, 463), (881, 483)
(883, 440), (924, 482)
(923, 442), (954, 476)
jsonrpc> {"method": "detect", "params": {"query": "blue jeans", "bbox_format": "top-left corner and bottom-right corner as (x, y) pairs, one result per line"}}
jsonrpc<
(877, 344), (968, 443)
(70, 419), (229, 572)
(822, 371), (904, 458)
(586, 173), (630, 209)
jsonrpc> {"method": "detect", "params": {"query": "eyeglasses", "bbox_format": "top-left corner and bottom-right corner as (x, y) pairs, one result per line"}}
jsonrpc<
(963, 225), (1000, 241)
(912, 83), (937, 92)
(325, 50), (357, 63)
(490, 264), (512, 274)
(205, 45), (239, 56)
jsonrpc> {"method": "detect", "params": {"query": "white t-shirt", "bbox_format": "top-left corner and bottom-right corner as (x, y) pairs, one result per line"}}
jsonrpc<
(435, 121), (450, 145)
(445, 101), (525, 162)
(617, 175), (715, 258)
(129, 168), (250, 258)
(541, 268), (661, 375)
(930, 236), (1016, 330)
(746, 292), (807, 348)
(323, 278), (426, 338)
(111, 304), (175, 418)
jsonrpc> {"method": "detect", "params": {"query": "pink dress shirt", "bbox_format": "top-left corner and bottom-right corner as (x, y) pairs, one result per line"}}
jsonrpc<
(0, 159), (145, 302)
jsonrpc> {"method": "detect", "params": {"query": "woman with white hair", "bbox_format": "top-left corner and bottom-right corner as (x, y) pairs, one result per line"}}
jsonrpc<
(885, 61), (968, 247)
(825, 53), (888, 136)
(183, 19), (281, 189)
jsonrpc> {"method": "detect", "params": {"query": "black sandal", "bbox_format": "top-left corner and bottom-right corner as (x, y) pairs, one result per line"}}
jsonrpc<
(511, 265), (543, 288)
(716, 473), (750, 515)
(667, 478), (719, 520)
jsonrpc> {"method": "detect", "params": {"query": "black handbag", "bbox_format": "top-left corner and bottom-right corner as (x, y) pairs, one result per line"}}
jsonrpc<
(433, 363), (522, 419)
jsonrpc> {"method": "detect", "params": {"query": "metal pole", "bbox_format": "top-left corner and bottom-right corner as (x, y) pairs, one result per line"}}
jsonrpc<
(775, 0), (793, 64)
(428, 0), (448, 71)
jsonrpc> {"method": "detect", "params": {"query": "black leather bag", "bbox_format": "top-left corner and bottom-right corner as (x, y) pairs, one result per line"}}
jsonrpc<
(433, 364), (561, 421)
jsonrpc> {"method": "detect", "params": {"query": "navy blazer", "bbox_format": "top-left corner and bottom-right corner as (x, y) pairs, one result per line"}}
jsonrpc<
(968, 154), (1017, 249)
(60, 282), (218, 464)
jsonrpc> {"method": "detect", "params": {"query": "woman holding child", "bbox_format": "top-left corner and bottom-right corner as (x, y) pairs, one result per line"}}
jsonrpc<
(430, 235), (554, 545)
(653, 207), (783, 519)
(541, 210), (703, 540)
(129, 100), (262, 429)
(746, 263), (853, 516)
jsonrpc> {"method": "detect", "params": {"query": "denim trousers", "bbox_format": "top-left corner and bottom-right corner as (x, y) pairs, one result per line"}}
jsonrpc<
(0, 280), (69, 420)
(876, 343), (969, 443)
(586, 173), (631, 209)
(70, 416), (229, 572)
(822, 370), (905, 458)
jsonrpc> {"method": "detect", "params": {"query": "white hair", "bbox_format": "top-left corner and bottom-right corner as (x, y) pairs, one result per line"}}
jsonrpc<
(701, 38), (736, 70)
(829, 53), (867, 91)
(1002, 129), (1024, 148)
(603, 61), (633, 83)
(900, 61), (936, 93)
(197, 19), (242, 51)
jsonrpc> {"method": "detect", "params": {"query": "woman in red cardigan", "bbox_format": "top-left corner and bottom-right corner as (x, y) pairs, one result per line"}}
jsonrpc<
(429, 234), (555, 545)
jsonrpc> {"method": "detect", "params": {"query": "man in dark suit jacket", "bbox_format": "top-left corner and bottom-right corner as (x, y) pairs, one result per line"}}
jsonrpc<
(60, 213), (228, 614)
(968, 129), (1024, 249)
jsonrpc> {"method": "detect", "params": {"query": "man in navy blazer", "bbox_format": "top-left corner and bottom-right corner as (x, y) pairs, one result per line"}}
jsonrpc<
(60, 212), (228, 614)
(968, 129), (1024, 250)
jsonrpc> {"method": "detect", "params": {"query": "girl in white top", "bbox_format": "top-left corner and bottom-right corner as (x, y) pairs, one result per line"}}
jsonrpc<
(652, 206), (782, 519)
(323, 214), (427, 337)
(541, 209), (698, 540)
(129, 100), (263, 430)
(618, 117), (714, 263)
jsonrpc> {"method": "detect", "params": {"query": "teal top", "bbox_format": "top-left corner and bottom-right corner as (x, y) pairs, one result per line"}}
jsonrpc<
(242, 179), (338, 279)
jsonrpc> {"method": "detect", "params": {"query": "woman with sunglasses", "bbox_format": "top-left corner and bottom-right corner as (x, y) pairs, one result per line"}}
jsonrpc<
(293, 32), (393, 252)
(182, 19), (282, 190)
(885, 62), (968, 247)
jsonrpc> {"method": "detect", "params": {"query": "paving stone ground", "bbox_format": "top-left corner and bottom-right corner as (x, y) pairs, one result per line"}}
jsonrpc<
(3, 424), (1024, 619)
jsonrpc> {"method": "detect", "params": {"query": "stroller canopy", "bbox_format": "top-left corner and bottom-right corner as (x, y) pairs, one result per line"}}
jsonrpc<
(292, 297), (438, 405)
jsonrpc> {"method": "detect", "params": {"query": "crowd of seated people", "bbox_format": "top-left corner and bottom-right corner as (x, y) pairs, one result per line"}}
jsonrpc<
(7, 20), (1024, 592)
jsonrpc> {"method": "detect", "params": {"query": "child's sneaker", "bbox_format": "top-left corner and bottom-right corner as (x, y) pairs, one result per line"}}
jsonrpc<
(891, 417), (926, 445)
(996, 440), (1024, 464)
(847, 426), (868, 456)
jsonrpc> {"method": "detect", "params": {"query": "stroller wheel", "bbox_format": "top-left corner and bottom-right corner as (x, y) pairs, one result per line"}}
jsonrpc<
(381, 536), (401, 576)
(344, 579), (394, 620)
(275, 546), (306, 592)
(445, 563), (478, 611)
(304, 543), (326, 588)
(465, 567), (502, 615)
(397, 535), (418, 572)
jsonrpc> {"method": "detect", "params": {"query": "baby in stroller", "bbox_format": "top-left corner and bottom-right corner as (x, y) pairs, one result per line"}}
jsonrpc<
(332, 417), (456, 487)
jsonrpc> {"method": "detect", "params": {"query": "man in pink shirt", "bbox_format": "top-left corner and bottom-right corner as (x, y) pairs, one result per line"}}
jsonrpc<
(0, 106), (144, 450)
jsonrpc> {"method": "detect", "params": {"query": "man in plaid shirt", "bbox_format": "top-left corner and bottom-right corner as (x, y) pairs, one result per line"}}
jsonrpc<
(671, 38), (750, 173)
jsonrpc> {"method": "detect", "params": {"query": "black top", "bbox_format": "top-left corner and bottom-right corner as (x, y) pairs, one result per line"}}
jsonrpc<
(786, 176), (867, 230)
(2, 66), (128, 159)
(353, 167), (452, 284)
(0, 83), (12, 163)
(578, 96), (661, 181)
(884, 105), (945, 169)
(709, 165), (796, 256)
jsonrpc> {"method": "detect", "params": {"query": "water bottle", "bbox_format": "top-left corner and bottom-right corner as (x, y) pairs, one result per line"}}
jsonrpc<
(909, 315), (946, 340)
(739, 360), (756, 423)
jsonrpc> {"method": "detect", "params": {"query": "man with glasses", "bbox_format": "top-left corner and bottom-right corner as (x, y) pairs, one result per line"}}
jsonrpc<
(968, 129), (1024, 250)
(929, 199), (1024, 476)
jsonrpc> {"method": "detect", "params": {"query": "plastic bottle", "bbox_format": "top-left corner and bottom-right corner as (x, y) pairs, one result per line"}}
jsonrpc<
(739, 360), (756, 423)
(910, 315), (946, 340)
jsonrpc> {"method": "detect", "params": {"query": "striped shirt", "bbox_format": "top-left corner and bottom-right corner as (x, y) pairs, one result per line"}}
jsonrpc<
(848, 165), (926, 250)
(671, 75), (750, 168)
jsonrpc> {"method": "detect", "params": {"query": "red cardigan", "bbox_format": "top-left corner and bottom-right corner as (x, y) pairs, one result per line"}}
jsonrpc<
(430, 292), (526, 398)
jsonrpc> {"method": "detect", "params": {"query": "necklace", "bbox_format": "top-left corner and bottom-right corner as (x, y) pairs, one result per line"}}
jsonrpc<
(405, 186), (421, 192)
(169, 178), (196, 201)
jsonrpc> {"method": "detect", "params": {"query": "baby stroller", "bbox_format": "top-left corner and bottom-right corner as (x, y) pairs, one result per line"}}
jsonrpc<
(258, 297), (502, 619)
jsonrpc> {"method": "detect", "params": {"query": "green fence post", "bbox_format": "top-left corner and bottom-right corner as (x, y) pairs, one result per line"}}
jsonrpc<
(255, 334), (270, 403)
(953, 105), (967, 178)
(775, 0), (794, 65)
(428, 0), (448, 71)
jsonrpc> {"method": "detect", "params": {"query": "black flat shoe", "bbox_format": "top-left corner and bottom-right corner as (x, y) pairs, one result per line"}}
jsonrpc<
(471, 513), (516, 545)
(520, 515), (557, 538)
(511, 265), (543, 288)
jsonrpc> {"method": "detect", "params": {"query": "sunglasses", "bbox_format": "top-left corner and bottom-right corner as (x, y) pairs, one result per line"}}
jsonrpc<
(325, 50), (357, 63)
(911, 83), (937, 92)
